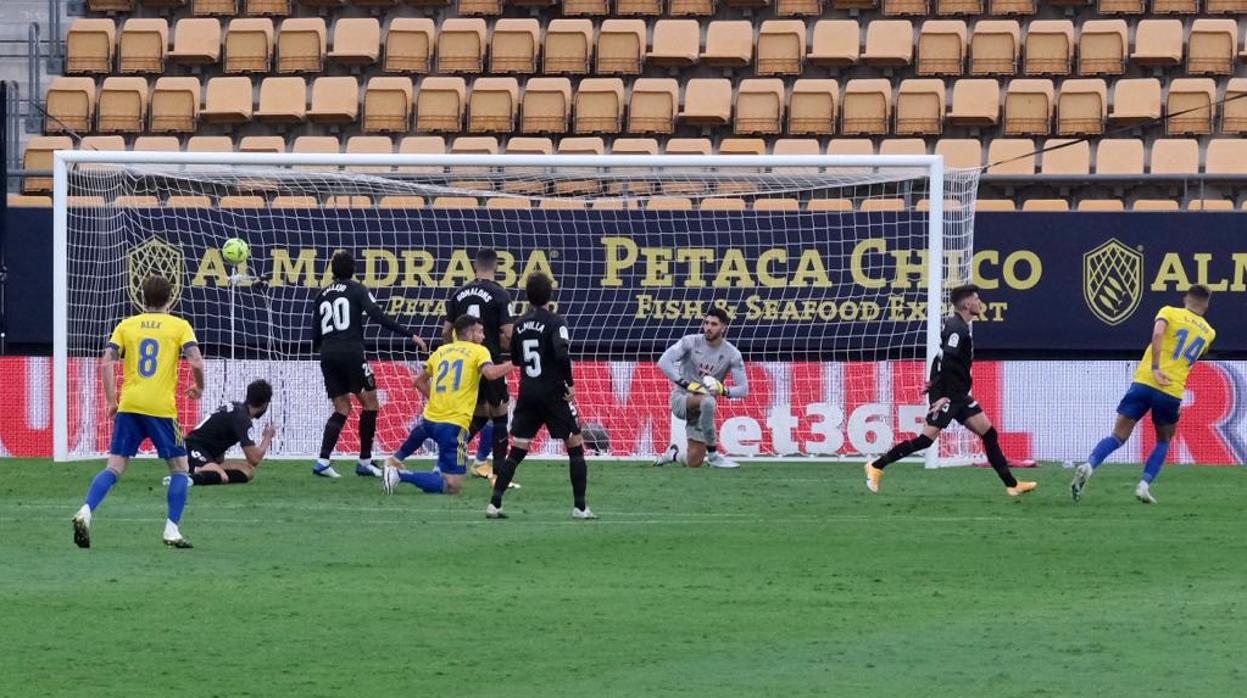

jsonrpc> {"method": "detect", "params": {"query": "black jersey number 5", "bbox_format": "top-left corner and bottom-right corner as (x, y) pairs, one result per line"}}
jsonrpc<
(320, 297), (351, 334)
(521, 339), (542, 378)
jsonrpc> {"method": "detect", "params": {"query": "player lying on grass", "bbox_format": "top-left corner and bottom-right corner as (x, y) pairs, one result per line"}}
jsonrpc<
(445, 249), (514, 484)
(171, 379), (276, 486)
(653, 307), (749, 469)
(865, 284), (1037, 498)
(382, 315), (516, 495)
(1072, 285), (1215, 504)
(73, 274), (204, 549)
(311, 250), (426, 480)
(487, 273), (595, 520)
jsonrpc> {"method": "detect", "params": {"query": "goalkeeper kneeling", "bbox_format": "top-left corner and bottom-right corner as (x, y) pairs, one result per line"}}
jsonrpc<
(654, 308), (749, 469)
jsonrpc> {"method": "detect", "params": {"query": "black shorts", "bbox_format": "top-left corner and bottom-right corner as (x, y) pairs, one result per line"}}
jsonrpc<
(477, 376), (509, 407)
(511, 392), (581, 441)
(186, 443), (213, 471)
(320, 350), (376, 399)
(926, 394), (984, 430)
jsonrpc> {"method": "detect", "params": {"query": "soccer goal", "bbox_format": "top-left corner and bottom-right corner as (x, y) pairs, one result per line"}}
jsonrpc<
(52, 151), (980, 466)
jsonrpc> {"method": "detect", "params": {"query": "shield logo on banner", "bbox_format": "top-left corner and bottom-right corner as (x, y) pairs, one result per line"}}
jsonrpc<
(1083, 238), (1142, 326)
(127, 236), (185, 311)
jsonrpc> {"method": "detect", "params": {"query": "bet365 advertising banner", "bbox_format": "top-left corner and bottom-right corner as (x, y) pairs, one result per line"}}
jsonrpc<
(5, 209), (1245, 354)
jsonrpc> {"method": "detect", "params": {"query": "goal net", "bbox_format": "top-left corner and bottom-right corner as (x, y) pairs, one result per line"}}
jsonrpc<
(53, 152), (979, 466)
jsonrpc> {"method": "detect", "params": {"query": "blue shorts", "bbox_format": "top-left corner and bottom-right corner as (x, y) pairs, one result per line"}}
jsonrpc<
(1116, 382), (1182, 427)
(403, 419), (467, 475)
(110, 412), (188, 460)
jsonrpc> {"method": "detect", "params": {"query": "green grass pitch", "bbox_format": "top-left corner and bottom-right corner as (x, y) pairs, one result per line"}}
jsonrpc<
(2, 458), (1245, 697)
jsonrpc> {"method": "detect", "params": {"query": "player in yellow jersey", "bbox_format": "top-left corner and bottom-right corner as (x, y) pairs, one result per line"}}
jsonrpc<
(1072, 285), (1215, 504)
(381, 314), (515, 495)
(72, 275), (206, 549)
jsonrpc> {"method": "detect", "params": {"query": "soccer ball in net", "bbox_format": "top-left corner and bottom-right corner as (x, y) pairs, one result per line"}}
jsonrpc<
(221, 238), (250, 265)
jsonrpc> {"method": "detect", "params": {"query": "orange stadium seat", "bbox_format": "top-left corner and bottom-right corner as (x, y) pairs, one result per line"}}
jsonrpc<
(384, 18), (434, 74)
(1094, 138), (1144, 174)
(627, 78), (679, 134)
(647, 197), (693, 210)
(947, 78), (1000, 127)
(500, 136), (552, 194)
(415, 77), (467, 133)
(1187, 199), (1234, 211)
(861, 198), (907, 212)
(118, 19), (168, 74)
(988, 0), (1034, 13)
(97, 77), (148, 133)
(1152, 0), (1196, 11)
(1187, 19), (1236, 76)
(832, 0), (876, 8)
(79, 135), (126, 157)
(756, 20), (805, 76)
(1056, 79), (1107, 135)
(808, 20), (859, 67)
(937, 0), (980, 13)
(1221, 79), (1247, 134)
(1023, 21), (1074, 76)
(895, 79), (945, 135)
(880, 138), (926, 155)
(734, 79), (785, 135)
(467, 77), (520, 133)
(188, 135), (234, 152)
(1021, 199), (1070, 211)
(520, 77), (572, 134)
(329, 18), (381, 67)
(22, 136), (72, 194)
(458, 0), (502, 16)
(649, 20), (700, 68)
(841, 79), (892, 135)
(985, 138), (1035, 174)
(1107, 78), (1161, 126)
(935, 138), (983, 168)
(194, 0), (237, 15)
(1149, 138), (1198, 174)
(1077, 199), (1125, 211)
(1003, 79), (1054, 135)
(917, 20), (966, 76)
(1079, 20), (1128, 76)
(133, 135), (181, 152)
(608, 137), (660, 194)
(597, 20), (646, 74)
(1166, 78), (1216, 135)
(113, 195), (161, 207)
(224, 18), (274, 74)
(485, 197), (530, 209)
(1206, 0), (1247, 12)
(702, 21), (753, 68)
(246, 0), (291, 14)
(807, 198), (854, 211)
(45, 77), (97, 134)
(1132, 200), (1179, 211)
(883, 0), (927, 15)
(864, 20), (913, 67)
(169, 18), (222, 66)
(88, 0), (133, 9)
(828, 138), (874, 156)
(564, 0), (609, 14)
(773, 137), (821, 168)
(220, 196), (267, 209)
(66, 19), (116, 74)
(272, 196), (319, 208)
(1131, 19), (1183, 67)
(556, 137), (606, 195)
(437, 19), (487, 73)
(719, 137), (765, 156)
(149, 78), (198, 133)
(363, 77), (414, 133)
(700, 198), (747, 211)
(671, 0), (716, 15)
(788, 79), (838, 135)
(397, 135), (446, 175)
(276, 18), (325, 73)
(490, 19), (541, 75)
(201, 76), (253, 125)
(573, 78), (625, 134)
(679, 79), (732, 127)
(775, 0), (820, 14)
(1098, 0), (1143, 13)
(345, 135), (394, 172)
(255, 76), (307, 125)
(306, 76), (358, 125)
(754, 198), (801, 211)
(1040, 139), (1090, 174)
(544, 20), (593, 74)
(238, 135), (285, 153)
(1204, 139), (1247, 175)
(969, 20), (1019, 76)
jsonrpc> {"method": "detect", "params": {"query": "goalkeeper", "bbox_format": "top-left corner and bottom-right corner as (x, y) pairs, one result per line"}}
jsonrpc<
(653, 307), (749, 469)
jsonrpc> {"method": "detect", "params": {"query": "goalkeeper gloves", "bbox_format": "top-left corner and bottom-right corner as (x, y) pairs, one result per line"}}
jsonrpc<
(700, 375), (727, 396)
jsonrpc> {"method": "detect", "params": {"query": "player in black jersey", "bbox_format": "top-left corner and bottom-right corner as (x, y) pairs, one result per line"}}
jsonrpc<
(175, 379), (275, 486)
(443, 249), (514, 482)
(487, 272), (595, 520)
(864, 284), (1037, 497)
(311, 251), (426, 479)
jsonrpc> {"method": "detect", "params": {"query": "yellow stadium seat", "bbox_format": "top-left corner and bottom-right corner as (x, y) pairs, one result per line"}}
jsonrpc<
(1221, 78), (1247, 134)
(947, 78), (1000, 127)
(97, 76), (149, 133)
(1077, 199), (1125, 212)
(1056, 79), (1107, 136)
(437, 19), (487, 73)
(1040, 139), (1089, 174)
(895, 79), (945, 135)
(1094, 139), (1144, 174)
(1131, 199), (1179, 211)
(201, 76), (253, 125)
(648, 20), (700, 67)
(329, 18), (380, 67)
(701, 20), (753, 68)
(169, 18), (222, 67)
(520, 77), (571, 134)
(194, 0), (237, 15)
(255, 76), (307, 125)
(415, 77), (467, 133)
(917, 20), (966, 76)
(976, 200), (1017, 211)
(1149, 139), (1198, 174)
(863, 20), (914, 67)
(1078, 20), (1128, 76)
(788, 79), (838, 135)
(679, 79), (732, 127)
(988, 0), (1033, 13)
(734, 79), (785, 135)
(277, 18), (326, 73)
(627, 78), (679, 134)
(224, 18), (274, 74)
(1166, 78), (1216, 135)
(458, 0), (502, 15)
(1203, 139), (1247, 175)
(119, 19), (168, 74)
(1003, 79), (1054, 136)
(238, 135), (285, 153)
(246, 0), (291, 13)
(1107, 78), (1160, 126)
(985, 138), (1035, 174)
(307, 76), (359, 126)
(1023, 20), (1073, 76)
(345, 135), (394, 173)
(756, 20), (805, 76)
(882, 0), (927, 15)
(468, 77), (520, 133)
(573, 78), (626, 134)
(23, 136), (73, 194)
(935, 138), (983, 168)
(45, 77), (97, 134)
(490, 19), (540, 74)
(384, 18), (434, 74)
(66, 19), (116, 74)
(544, 20), (593, 74)
(969, 20), (1019, 76)
(134, 136), (181, 152)
(363, 77), (414, 133)
(1021, 199), (1070, 211)
(1131, 19), (1183, 67)
(564, 0), (609, 14)
(1187, 19), (1236, 76)
(808, 20), (859, 67)
(596, 20), (646, 75)
(776, 0), (822, 14)
(841, 79), (892, 135)
(1098, 0), (1143, 13)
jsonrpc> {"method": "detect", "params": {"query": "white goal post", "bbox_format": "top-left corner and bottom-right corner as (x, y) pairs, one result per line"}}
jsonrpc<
(52, 151), (977, 466)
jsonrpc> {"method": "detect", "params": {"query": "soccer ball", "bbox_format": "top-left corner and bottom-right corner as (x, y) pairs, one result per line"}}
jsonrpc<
(221, 238), (250, 265)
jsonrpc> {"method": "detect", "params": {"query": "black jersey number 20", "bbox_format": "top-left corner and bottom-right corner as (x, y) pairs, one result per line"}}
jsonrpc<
(320, 297), (351, 335)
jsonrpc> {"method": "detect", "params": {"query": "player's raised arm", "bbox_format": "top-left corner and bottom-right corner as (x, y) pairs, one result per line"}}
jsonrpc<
(359, 286), (426, 350)
(242, 422), (276, 467)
